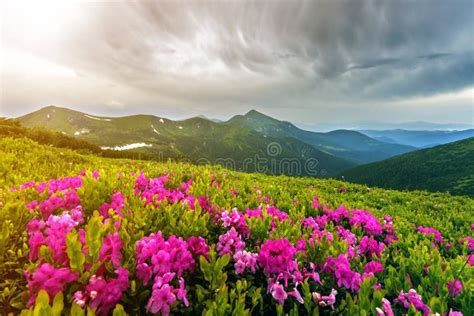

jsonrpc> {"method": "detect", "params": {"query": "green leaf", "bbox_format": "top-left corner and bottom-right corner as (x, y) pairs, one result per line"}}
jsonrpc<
(70, 303), (86, 316)
(67, 231), (85, 273)
(85, 214), (104, 264)
(112, 304), (127, 316)
(51, 292), (64, 316)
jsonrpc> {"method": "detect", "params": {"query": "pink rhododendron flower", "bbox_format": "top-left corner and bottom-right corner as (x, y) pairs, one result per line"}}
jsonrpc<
(363, 261), (384, 277)
(245, 207), (263, 219)
(73, 291), (86, 307)
(381, 297), (394, 316)
(358, 236), (385, 258)
(177, 277), (189, 307)
(350, 210), (383, 236)
(217, 227), (245, 256)
(99, 232), (124, 268)
(219, 209), (249, 237)
(26, 200), (38, 211)
(311, 195), (320, 209)
(25, 263), (79, 306)
(448, 309), (463, 316)
(337, 226), (357, 245)
(325, 205), (349, 224)
(461, 236), (474, 252)
(187, 236), (210, 260)
(63, 190), (81, 210)
(312, 289), (337, 309)
(269, 282), (287, 305)
(258, 238), (297, 275)
(27, 210), (82, 264)
(92, 170), (100, 180)
(417, 226), (443, 244)
(39, 195), (65, 219)
(384, 234), (398, 245)
(100, 191), (125, 218)
(323, 255), (361, 292)
(233, 250), (258, 274)
(136, 263), (153, 286)
(266, 206), (288, 222)
(288, 284), (304, 304)
(447, 279), (463, 297)
(86, 268), (129, 316)
(303, 263), (321, 284)
(136, 231), (195, 282)
(302, 217), (319, 230)
(396, 289), (431, 316)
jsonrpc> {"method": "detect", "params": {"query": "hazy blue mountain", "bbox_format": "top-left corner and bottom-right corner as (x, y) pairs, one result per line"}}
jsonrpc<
(360, 129), (474, 148)
(227, 110), (416, 164)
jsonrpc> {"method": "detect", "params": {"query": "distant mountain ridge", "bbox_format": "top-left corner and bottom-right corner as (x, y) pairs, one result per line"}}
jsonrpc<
(17, 105), (424, 177)
(359, 129), (474, 148)
(228, 110), (416, 164)
(340, 137), (474, 196)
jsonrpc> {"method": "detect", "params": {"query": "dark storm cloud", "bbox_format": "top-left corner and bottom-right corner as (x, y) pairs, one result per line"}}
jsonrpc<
(63, 0), (473, 97)
(1, 0), (473, 125)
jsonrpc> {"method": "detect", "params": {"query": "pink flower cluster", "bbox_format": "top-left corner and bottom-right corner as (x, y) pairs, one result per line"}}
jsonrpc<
(186, 236), (211, 260)
(258, 238), (297, 275)
(363, 261), (384, 278)
(417, 226), (444, 244)
(312, 289), (337, 309)
(376, 298), (394, 316)
(24, 171), (129, 315)
(447, 279), (463, 297)
(25, 263), (78, 306)
(396, 289), (431, 316)
(134, 172), (198, 210)
(27, 208), (83, 265)
(350, 210), (383, 236)
(218, 208), (249, 237)
(323, 255), (362, 292)
(233, 250), (258, 274)
(217, 227), (245, 256)
(74, 268), (129, 315)
(99, 191), (125, 218)
(135, 231), (196, 315)
(358, 236), (385, 258)
(16, 176), (83, 195)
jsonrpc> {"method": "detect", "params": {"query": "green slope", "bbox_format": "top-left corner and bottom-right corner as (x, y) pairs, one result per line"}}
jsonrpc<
(340, 137), (474, 196)
(227, 110), (416, 163)
(18, 106), (355, 177)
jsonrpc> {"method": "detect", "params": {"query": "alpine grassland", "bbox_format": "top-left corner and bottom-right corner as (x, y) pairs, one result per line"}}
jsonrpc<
(0, 136), (472, 315)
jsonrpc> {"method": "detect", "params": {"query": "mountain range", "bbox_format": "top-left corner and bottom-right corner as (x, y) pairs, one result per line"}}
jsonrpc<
(11, 105), (474, 195)
(18, 105), (416, 177)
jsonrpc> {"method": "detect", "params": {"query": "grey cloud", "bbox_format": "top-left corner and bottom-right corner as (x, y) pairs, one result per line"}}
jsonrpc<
(1, 0), (473, 124)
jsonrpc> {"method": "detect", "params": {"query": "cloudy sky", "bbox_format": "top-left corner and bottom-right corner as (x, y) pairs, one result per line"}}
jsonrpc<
(1, 0), (473, 130)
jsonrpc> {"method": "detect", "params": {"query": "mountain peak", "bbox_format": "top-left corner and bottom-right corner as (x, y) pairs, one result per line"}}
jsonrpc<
(244, 109), (275, 120)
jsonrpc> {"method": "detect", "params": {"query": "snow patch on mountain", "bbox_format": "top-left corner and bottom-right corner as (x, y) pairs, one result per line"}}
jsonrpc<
(84, 114), (112, 122)
(101, 143), (152, 151)
(74, 128), (90, 136)
(151, 125), (160, 135)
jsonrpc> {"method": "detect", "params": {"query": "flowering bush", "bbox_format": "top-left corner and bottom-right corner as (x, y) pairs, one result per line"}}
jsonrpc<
(1, 138), (472, 315)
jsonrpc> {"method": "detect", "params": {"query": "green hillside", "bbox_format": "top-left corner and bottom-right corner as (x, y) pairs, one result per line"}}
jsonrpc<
(0, 137), (472, 315)
(340, 137), (474, 196)
(18, 106), (355, 177)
